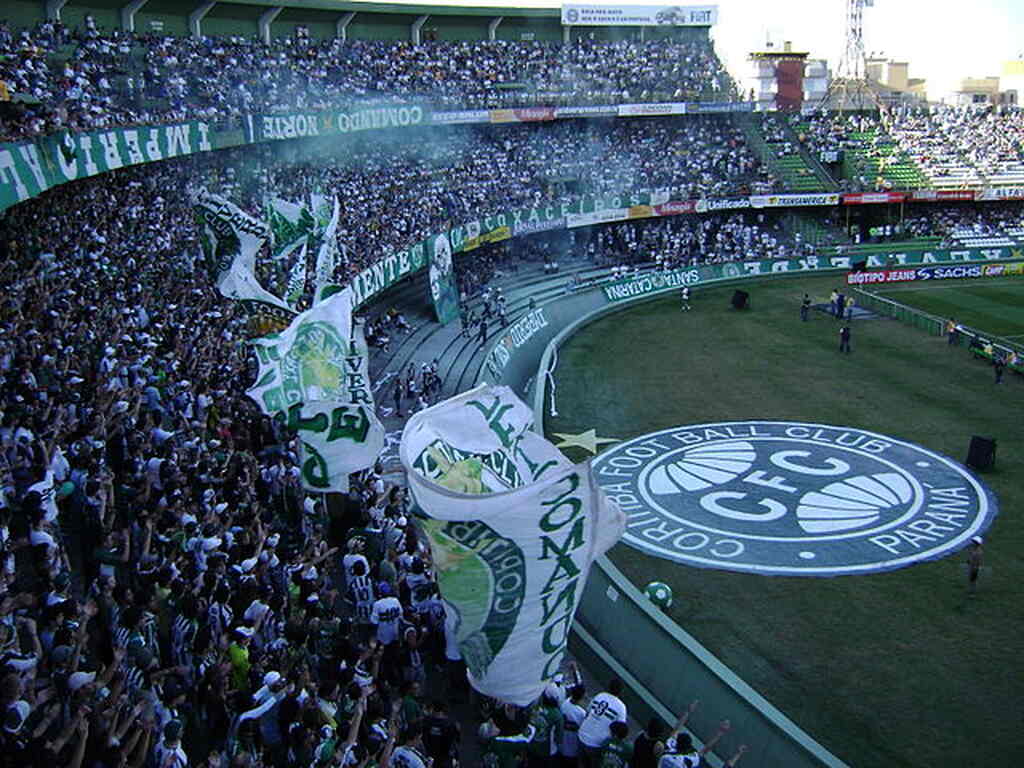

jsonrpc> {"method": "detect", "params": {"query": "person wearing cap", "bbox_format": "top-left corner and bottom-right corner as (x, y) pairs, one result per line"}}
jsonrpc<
(967, 536), (984, 596)
(227, 626), (254, 693)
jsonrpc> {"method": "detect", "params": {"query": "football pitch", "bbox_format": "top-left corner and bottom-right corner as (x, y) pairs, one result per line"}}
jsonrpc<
(875, 277), (1024, 340)
(545, 274), (1024, 768)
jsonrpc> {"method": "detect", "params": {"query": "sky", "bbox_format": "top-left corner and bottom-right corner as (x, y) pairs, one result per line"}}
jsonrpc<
(377, 0), (1024, 99)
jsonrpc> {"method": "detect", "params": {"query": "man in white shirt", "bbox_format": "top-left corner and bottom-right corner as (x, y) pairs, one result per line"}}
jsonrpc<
(577, 678), (627, 768)
(370, 582), (403, 646)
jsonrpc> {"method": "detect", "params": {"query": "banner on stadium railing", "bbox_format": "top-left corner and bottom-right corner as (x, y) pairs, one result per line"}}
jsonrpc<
(750, 193), (840, 208)
(683, 101), (754, 114)
(426, 232), (461, 325)
(431, 109), (491, 125)
(618, 103), (687, 117)
(908, 189), (976, 202)
(845, 259), (1024, 285)
(605, 247), (1024, 301)
(0, 121), (213, 213)
(975, 187), (1024, 201)
(696, 197), (752, 212)
(244, 105), (428, 142)
(247, 289), (385, 491)
(490, 107), (556, 123)
(561, 4), (717, 26)
(400, 384), (624, 706)
(841, 192), (907, 204)
(554, 105), (620, 118)
(350, 193), (659, 308)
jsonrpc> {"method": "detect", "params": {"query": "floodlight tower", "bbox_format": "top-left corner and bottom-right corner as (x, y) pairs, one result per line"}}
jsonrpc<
(836, 0), (868, 82)
(824, 0), (879, 110)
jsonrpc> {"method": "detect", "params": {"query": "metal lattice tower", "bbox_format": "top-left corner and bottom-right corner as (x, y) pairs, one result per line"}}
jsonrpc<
(837, 0), (867, 81)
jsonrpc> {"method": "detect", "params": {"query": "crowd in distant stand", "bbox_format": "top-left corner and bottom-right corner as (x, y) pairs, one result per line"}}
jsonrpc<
(584, 212), (803, 270)
(212, 118), (773, 300)
(794, 107), (1024, 187)
(0, 16), (734, 141)
(901, 203), (1024, 245)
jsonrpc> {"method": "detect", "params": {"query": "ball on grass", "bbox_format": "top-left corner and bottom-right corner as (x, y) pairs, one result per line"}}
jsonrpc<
(645, 581), (673, 610)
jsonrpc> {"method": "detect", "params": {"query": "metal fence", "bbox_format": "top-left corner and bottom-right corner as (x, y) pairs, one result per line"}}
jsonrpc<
(853, 287), (1024, 357)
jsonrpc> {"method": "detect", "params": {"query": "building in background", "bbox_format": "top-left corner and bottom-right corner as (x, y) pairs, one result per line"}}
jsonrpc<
(864, 56), (927, 104)
(997, 60), (1024, 106)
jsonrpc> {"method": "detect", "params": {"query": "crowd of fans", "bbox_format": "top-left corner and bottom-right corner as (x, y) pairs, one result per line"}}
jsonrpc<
(0, 17), (734, 141)
(0, 89), (778, 763)
(584, 211), (803, 269)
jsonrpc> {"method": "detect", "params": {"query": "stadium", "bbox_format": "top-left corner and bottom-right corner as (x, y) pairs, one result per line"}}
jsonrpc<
(0, 2), (1021, 768)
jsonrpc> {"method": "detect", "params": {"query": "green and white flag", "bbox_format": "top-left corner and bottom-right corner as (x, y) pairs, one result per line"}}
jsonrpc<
(399, 385), (624, 706)
(194, 190), (292, 314)
(248, 289), (384, 491)
(284, 241), (309, 309)
(266, 196), (315, 260)
(312, 196), (340, 303)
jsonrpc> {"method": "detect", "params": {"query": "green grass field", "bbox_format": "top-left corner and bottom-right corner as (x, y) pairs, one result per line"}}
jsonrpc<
(545, 275), (1024, 768)
(876, 277), (1024, 340)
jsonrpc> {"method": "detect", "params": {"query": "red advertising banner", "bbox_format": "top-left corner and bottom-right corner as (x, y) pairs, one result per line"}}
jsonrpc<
(841, 192), (908, 205)
(654, 200), (697, 216)
(490, 107), (556, 123)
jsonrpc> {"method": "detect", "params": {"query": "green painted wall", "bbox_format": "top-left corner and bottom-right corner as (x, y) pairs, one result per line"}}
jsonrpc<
(347, 12), (413, 42)
(203, 5), (262, 39)
(272, 8), (340, 42)
(61, 3), (119, 34)
(424, 14), (488, 42)
(133, 11), (188, 37)
(495, 18), (563, 43)
(1, 1), (47, 30)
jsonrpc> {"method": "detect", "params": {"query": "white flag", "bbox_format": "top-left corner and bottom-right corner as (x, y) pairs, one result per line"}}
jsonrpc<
(400, 385), (624, 706)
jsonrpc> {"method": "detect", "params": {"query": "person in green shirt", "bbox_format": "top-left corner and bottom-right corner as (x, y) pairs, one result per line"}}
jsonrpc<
(528, 691), (564, 768)
(600, 722), (633, 768)
(227, 626), (254, 692)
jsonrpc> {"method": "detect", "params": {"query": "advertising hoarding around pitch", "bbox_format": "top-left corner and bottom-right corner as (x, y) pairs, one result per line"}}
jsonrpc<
(561, 4), (718, 26)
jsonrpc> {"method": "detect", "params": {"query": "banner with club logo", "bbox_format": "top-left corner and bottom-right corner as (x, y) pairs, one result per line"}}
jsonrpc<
(400, 385), (624, 705)
(248, 289), (384, 491)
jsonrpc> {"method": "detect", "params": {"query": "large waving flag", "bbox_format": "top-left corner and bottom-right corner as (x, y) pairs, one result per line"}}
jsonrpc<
(399, 385), (624, 706)
(195, 191), (296, 332)
(248, 288), (385, 492)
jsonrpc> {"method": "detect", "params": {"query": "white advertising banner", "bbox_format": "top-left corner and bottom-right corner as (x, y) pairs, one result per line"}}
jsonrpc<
(617, 102), (687, 117)
(562, 4), (718, 26)
(400, 385), (624, 706)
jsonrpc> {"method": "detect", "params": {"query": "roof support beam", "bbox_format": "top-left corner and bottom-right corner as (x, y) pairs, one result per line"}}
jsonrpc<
(336, 12), (355, 42)
(488, 16), (503, 42)
(120, 0), (149, 33)
(258, 6), (283, 46)
(411, 15), (429, 45)
(189, 2), (216, 40)
(45, 0), (69, 22)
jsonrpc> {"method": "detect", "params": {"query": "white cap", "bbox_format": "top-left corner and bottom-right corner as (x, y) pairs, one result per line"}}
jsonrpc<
(971, 536), (983, 545)
(68, 671), (97, 692)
